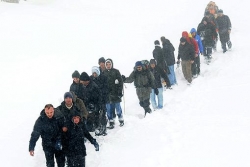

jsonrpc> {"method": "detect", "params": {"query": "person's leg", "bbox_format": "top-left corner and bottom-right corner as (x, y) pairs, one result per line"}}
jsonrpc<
(55, 150), (65, 167)
(150, 89), (157, 110)
(186, 61), (192, 83)
(114, 103), (123, 122)
(44, 150), (55, 167)
(157, 87), (164, 109)
(197, 55), (201, 75)
(106, 103), (114, 128)
(181, 61), (188, 81)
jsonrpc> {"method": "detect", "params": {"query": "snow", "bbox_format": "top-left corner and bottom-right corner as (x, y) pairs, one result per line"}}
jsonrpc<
(0, 0), (250, 167)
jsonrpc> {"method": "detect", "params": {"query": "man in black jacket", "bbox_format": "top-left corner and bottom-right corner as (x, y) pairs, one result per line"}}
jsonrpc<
(29, 104), (66, 167)
(104, 58), (124, 128)
(216, 9), (232, 53)
(177, 37), (195, 84)
(69, 70), (81, 98)
(66, 112), (99, 167)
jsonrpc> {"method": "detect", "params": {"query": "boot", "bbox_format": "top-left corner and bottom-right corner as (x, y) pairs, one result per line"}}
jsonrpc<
(107, 122), (114, 129)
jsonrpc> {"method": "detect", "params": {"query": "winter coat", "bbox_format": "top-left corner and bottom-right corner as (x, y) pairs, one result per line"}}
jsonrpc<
(80, 80), (101, 111)
(66, 121), (95, 157)
(90, 74), (109, 105)
(149, 65), (170, 88)
(197, 20), (217, 47)
(216, 14), (231, 35)
(69, 81), (82, 99)
(190, 28), (204, 54)
(103, 59), (123, 103)
(182, 31), (199, 54)
(162, 39), (176, 66)
(71, 92), (88, 120)
(57, 101), (84, 127)
(152, 46), (167, 71)
(178, 42), (195, 61)
(124, 68), (155, 101)
(29, 109), (65, 151)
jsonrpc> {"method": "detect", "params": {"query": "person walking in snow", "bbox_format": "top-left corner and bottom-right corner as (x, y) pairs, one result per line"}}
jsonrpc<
(65, 111), (99, 167)
(29, 104), (66, 167)
(160, 37), (177, 85)
(190, 28), (204, 76)
(103, 59), (124, 128)
(197, 16), (218, 61)
(90, 66), (108, 135)
(70, 70), (82, 99)
(149, 59), (169, 110)
(122, 61), (156, 116)
(177, 37), (195, 84)
(152, 40), (167, 73)
(79, 72), (102, 132)
(216, 9), (232, 53)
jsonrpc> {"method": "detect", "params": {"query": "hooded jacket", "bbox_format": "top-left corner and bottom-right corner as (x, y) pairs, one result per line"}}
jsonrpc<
(182, 31), (199, 55)
(190, 28), (204, 54)
(103, 58), (123, 103)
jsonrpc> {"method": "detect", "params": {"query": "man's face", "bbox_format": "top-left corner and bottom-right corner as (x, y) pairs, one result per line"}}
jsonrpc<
(191, 32), (196, 37)
(65, 97), (73, 106)
(106, 62), (112, 70)
(45, 107), (54, 119)
(92, 72), (98, 78)
(81, 80), (90, 86)
(99, 62), (105, 70)
(73, 116), (80, 124)
(150, 63), (155, 68)
(73, 77), (79, 83)
(137, 66), (142, 71)
(218, 13), (223, 17)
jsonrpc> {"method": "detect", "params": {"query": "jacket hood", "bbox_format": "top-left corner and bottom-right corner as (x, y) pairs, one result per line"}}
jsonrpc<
(190, 28), (197, 33)
(182, 31), (191, 44)
(92, 66), (100, 77)
(105, 58), (114, 69)
(70, 91), (77, 102)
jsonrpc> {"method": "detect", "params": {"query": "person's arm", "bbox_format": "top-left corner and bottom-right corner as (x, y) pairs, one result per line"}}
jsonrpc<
(29, 118), (42, 156)
(123, 71), (135, 83)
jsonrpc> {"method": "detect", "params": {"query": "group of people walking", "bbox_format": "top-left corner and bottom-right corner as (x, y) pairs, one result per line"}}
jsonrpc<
(28, 2), (232, 167)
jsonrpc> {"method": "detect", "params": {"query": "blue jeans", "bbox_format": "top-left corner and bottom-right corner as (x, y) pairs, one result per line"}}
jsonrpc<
(168, 65), (177, 85)
(150, 87), (163, 110)
(106, 103), (123, 122)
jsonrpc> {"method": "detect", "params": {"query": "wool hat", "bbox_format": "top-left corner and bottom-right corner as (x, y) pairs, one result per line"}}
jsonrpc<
(72, 70), (80, 78)
(64, 92), (73, 99)
(135, 61), (143, 67)
(180, 37), (186, 43)
(154, 40), (160, 45)
(92, 66), (100, 76)
(150, 59), (156, 64)
(80, 72), (90, 81)
(98, 57), (105, 64)
(218, 9), (223, 13)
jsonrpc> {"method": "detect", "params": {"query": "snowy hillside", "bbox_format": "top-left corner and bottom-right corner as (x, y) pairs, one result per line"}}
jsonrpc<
(0, 0), (250, 167)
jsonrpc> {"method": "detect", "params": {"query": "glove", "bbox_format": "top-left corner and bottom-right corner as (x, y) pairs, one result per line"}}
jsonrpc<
(115, 79), (119, 84)
(55, 140), (62, 151)
(154, 88), (159, 95)
(118, 94), (123, 99)
(92, 139), (99, 151)
(121, 75), (126, 82)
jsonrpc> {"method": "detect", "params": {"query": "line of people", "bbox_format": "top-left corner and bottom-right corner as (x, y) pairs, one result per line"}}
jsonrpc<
(28, 4), (232, 167)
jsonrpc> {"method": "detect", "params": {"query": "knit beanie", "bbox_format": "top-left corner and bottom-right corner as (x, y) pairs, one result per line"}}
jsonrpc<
(98, 57), (105, 64)
(135, 61), (143, 67)
(80, 72), (90, 81)
(72, 70), (80, 78)
(180, 37), (186, 43)
(150, 59), (156, 64)
(92, 66), (100, 76)
(64, 92), (73, 99)
(154, 40), (160, 45)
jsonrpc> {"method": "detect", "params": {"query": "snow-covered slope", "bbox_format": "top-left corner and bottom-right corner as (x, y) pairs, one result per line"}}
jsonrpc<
(0, 0), (250, 166)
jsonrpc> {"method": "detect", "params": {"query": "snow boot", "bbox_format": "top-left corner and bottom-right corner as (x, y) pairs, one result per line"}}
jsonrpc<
(107, 122), (114, 129)
(119, 120), (124, 127)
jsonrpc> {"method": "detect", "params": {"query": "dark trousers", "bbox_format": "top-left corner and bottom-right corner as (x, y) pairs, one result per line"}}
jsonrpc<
(219, 32), (231, 51)
(68, 155), (85, 167)
(204, 46), (213, 57)
(44, 149), (65, 167)
(191, 56), (200, 75)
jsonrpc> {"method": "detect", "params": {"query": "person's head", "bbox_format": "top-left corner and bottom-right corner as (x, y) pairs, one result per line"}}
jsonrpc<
(135, 61), (143, 71)
(180, 37), (186, 45)
(64, 92), (73, 106)
(105, 59), (113, 70)
(217, 9), (223, 17)
(98, 57), (106, 70)
(160, 36), (166, 43)
(72, 115), (81, 124)
(72, 70), (80, 83)
(154, 40), (160, 46)
(80, 72), (90, 86)
(44, 104), (54, 119)
(150, 59), (156, 68)
(92, 66), (100, 78)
